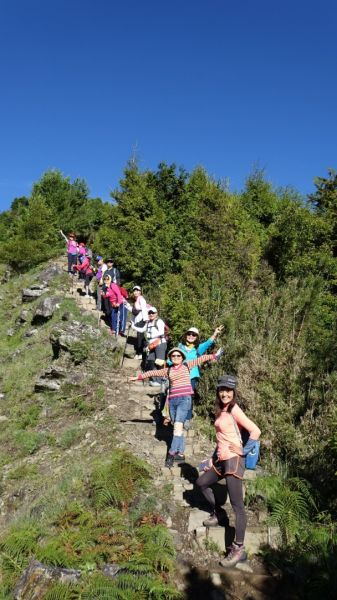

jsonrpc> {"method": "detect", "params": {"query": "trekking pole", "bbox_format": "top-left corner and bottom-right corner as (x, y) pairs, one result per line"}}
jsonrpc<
(120, 320), (131, 368)
(115, 305), (120, 337)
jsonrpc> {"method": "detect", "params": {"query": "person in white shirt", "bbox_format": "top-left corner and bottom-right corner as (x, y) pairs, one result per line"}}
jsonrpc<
(124, 286), (148, 358)
(141, 307), (167, 386)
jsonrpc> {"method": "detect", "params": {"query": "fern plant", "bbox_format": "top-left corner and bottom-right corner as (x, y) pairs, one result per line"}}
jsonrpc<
(90, 450), (152, 510)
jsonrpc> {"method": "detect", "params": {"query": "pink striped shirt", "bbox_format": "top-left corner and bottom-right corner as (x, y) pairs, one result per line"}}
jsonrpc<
(138, 354), (216, 398)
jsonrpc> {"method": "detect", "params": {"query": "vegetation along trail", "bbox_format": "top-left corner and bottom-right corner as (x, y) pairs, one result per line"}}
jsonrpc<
(0, 164), (337, 598)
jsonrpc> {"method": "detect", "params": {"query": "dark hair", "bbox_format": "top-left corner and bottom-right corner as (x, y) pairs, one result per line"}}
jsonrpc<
(180, 331), (200, 349)
(215, 388), (240, 417)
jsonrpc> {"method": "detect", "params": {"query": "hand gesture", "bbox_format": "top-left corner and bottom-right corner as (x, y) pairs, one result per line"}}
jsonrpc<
(129, 376), (138, 382)
(214, 325), (224, 337)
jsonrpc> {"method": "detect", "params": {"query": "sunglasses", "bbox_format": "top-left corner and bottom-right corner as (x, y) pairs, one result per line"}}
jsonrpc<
(187, 332), (198, 336)
(170, 353), (183, 358)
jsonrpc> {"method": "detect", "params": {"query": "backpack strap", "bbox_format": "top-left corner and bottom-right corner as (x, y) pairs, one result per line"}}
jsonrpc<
(229, 412), (243, 446)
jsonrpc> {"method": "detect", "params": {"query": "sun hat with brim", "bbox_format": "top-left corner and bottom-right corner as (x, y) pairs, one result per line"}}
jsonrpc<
(216, 374), (237, 390)
(186, 327), (199, 335)
(167, 347), (186, 360)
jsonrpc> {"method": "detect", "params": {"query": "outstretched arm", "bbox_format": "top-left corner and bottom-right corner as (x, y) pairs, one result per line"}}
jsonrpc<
(187, 348), (223, 369)
(129, 367), (169, 382)
(59, 230), (68, 242)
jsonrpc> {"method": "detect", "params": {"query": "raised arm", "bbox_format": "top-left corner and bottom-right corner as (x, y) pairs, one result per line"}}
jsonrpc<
(186, 348), (223, 369)
(59, 229), (68, 242)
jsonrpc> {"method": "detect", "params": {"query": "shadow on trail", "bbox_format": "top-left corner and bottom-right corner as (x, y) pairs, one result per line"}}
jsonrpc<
(152, 392), (173, 453)
(182, 565), (233, 600)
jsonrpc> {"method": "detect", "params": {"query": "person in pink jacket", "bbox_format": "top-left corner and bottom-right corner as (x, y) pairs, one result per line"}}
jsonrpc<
(196, 374), (261, 568)
(60, 230), (78, 274)
(73, 254), (93, 297)
(101, 274), (125, 335)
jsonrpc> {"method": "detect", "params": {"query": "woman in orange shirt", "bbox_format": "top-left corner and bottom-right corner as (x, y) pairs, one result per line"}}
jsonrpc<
(196, 374), (260, 567)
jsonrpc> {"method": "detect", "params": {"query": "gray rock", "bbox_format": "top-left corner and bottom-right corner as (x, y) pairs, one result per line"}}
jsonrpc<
(35, 379), (61, 392)
(33, 296), (61, 321)
(0, 415), (9, 422)
(24, 329), (38, 338)
(22, 288), (48, 302)
(30, 284), (47, 290)
(39, 265), (63, 283)
(50, 321), (107, 360)
(102, 563), (121, 579)
(0, 393), (5, 400)
(7, 328), (15, 337)
(1, 269), (12, 283)
(43, 365), (67, 379)
(14, 559), (81, 599)
(18, 309), (30, 323)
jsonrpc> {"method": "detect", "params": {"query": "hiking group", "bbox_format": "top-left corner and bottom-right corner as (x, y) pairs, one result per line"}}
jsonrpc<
(61, 230), (261, 568)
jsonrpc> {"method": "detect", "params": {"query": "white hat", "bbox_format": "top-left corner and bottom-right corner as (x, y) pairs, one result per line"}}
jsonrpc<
(186, 327), (199, 335)
(148, 306), (157, 313)
(132, 285), (141, 291)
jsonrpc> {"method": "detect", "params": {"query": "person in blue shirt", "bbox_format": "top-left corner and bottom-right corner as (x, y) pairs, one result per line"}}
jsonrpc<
(178, 325), (224, 428)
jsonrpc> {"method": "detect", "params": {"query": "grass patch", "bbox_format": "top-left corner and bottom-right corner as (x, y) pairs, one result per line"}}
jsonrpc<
(57, 426), (83, 449)
(7, 463), (38, 481)
(14, 430), (46, 456)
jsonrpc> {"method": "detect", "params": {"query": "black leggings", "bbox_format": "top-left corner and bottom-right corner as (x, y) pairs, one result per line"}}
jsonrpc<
(196, 469), (247, 544)
(136, 331), (145, 355)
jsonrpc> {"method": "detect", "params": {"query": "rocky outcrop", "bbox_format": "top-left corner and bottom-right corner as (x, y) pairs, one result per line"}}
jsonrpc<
(14, 559), (81, 600)
(17, 309), (30, 324)
(32, 296), (61, 323)
(39, 265), (63, 284)
(50, 320), (117, 361)
(22, 285), (49, 303)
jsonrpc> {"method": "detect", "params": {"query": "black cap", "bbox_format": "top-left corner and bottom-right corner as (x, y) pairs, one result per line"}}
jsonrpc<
(216, 374), (237, 390)
(106, 258), (113, 263)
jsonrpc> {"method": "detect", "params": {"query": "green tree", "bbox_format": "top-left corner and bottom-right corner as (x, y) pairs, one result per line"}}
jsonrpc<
(0, 194), (59, 270)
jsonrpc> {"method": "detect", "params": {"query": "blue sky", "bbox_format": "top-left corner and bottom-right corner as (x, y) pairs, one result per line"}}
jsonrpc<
(0, 0), (336, 211)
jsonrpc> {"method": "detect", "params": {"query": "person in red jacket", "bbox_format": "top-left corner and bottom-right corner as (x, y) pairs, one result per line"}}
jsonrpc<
(73, 253), (93, 297)
(101, 275), (125, 335)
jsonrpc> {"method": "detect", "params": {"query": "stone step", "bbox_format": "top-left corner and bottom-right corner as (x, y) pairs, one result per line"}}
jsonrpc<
(195, 523), (280, 556)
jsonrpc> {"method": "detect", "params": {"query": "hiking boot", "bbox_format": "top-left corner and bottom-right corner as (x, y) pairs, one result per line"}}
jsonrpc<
(220, 543), (247, 568)
(202, 512), (220, 527)
(174, 453), (185, 462)
(134, 354), (143, 359)
(165, 454), (174, 468)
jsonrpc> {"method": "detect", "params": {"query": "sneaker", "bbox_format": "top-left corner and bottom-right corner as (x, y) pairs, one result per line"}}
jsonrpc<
(202, 512), (219, 527)
(165, 454), (174, 468)
(119, 332), (126, 337)
(134, 354), (143, 359)
(149, 381), (161, 387)
(220, 543), (247, 568)
(174, 453), (185, 461)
